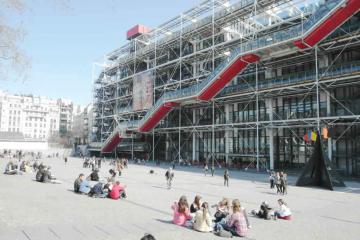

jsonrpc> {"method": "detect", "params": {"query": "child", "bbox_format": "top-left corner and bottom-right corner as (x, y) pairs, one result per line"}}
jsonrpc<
(190, 195), (202, 214)
(193, 202), (213, 232)
(215, 199), (249, 237)
(251, 201), (273, 220)
(171, 196), (192, 226)
(274, 199), (292, 220)
(213, 198), (230, 223)
(224, 169), (230, 187)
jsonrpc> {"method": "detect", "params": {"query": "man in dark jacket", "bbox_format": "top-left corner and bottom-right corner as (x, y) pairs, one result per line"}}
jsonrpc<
(88, 169), (99, 181)
(74, 173), (84, 193)
(36, 167), (45, 181)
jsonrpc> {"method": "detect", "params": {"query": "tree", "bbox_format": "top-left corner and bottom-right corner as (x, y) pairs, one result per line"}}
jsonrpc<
(0, 0), (69, 81)
(0, 0), (29, 81)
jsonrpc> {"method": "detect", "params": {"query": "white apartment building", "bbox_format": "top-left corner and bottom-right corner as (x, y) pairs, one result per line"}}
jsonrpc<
(0, 90), (61, 140)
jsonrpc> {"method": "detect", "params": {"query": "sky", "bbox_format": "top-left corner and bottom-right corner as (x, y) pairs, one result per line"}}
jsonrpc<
(0, 0), (202, 106)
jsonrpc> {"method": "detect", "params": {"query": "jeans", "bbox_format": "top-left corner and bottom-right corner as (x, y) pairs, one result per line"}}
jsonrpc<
(215, 221), (238, 237)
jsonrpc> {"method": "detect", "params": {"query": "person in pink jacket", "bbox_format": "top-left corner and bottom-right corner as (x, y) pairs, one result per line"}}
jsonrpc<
(215, 199), (249, 237)
(171, 195), (192, 226)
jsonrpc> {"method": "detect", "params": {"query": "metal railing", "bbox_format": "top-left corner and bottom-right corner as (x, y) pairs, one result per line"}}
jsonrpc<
(103, 0), (348, 146)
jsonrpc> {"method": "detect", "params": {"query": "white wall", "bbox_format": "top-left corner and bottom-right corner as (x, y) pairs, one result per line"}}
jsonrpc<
(0, 141), (48, 151)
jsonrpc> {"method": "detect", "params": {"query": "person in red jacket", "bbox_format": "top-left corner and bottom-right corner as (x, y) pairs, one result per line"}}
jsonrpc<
(109, 181), (127, 199)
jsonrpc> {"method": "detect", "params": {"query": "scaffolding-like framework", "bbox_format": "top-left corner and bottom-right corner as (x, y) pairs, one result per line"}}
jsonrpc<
(92, 0), (360, 176)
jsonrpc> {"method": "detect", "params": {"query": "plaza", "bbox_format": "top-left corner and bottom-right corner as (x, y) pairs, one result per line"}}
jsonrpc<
(1, 157), (360, 240)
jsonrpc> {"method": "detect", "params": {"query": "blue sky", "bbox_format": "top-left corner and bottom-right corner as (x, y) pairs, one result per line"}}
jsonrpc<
(1, 0), (201, 105)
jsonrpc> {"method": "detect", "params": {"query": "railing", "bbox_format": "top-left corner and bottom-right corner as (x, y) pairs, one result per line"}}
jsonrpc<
(135, 0), (345, 128)
(220, 60), (360, 95)
(103, 0), (349, 144)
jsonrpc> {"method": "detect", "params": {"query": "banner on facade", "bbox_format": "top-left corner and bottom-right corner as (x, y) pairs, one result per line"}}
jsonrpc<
(133, 70), (154, 111)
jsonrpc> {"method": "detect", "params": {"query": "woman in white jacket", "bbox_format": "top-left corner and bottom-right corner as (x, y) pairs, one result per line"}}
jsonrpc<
(193, 202), (213, 232)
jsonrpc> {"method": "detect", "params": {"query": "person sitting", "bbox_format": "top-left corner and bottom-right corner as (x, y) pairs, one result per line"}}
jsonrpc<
(215, 199), (249, 237)
(74, 174), (84, 193)
(24, 161), (32, 173)
(193, 202), (213, 232)
(4, 161), (18, 175)
(171, 195), (192, 226)
(140, 234), (156, 240)
(108, 169), (117, 182)
(36, 166), (46, 181)
(274, 199), (292, 220)
(32, 161), (39, 171)
(109, 181), (127, 200)
(20, 161), (26, 172)
(44, 166), (62, 184)
(213, 198), (230, 223)
(190, 195), (202, 214)
(251, 201), (273, 220)
(89, 182), (107, 198)
(79, 174), (91, 194)
(88, 169), (99, 181)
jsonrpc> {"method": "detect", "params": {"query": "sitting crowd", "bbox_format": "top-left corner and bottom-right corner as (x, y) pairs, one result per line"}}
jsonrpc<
(73, 168), (127, 200)
(35, 164), (62, 184)
(171, 195), (292, 238)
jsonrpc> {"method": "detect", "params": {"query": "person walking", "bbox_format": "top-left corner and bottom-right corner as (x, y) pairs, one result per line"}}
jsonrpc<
(204, 163), (208, 176)
(211, 165), (215, 176)
(275, 172), (281, 194)
(224, 169), (230, 187)
(64, 157), (68, 165)
(269, 171), (275, 189)
(98, 157), (102, 169)
(165, 168), (174, 189)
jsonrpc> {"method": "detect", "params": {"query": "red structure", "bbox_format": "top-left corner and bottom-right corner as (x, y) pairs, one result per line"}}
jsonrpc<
(139, 102), (179, 132)
(294, 0), (360, 49)
(101, 131), (122, 153)
(197, 54), (260, 101)
(127, 24), (151, 40)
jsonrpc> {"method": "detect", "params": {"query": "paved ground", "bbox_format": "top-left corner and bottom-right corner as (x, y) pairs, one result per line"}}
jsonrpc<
(1, 157), (360, 240)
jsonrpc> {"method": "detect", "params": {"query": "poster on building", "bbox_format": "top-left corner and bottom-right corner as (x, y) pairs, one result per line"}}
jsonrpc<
(133, 70), (154, 111)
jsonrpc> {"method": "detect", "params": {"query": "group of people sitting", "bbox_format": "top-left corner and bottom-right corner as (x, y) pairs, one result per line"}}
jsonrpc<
(4, 161), (19, 175)
(35, 163), (62, 184)
(171, 195), (292, 238)
(73, 168), (127, 200)
(251, 199), (292, 220)
(269, 171), (288, 194)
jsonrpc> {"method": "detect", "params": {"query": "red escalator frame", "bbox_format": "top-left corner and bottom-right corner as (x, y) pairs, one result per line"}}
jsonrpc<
(197, 54), (260, 101)
(139, 102), (179, 132)
(101, 131), (122, 153)
(294, 0), (360, 49)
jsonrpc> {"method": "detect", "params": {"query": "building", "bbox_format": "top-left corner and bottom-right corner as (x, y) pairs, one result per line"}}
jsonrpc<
(0, 90), (82, 143)
(73, 104), (93, 144)
(58, 99), (75, 137)
(0, 90), (59, 140)
(93, 0), (360, 176)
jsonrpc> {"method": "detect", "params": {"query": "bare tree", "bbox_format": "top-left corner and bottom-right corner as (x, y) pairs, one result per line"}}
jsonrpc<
(0, 0), (29, 81)
(0, 0), (70, 81)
